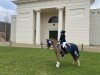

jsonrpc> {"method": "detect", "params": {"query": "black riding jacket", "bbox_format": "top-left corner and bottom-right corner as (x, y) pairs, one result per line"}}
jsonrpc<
(59, 33), (66, 44)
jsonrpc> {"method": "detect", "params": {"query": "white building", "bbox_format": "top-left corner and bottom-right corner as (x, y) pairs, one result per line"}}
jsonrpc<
(90, 9), (100, 45)
(11, 0), (99, 45)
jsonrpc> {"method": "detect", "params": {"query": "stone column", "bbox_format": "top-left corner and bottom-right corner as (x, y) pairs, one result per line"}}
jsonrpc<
(35, 9), (41, 45)
(30, 10), (35, 44)
(57, 7), (64, 40)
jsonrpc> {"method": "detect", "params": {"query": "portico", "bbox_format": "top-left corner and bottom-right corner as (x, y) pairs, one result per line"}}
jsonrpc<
(34, 7), (64, 45)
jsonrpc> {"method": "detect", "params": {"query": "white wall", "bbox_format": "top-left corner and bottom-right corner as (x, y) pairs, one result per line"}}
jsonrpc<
(15, 0), (91, 45)
(65, 0), (90, 45)
(90, 9), (100, 45)
(15, 0), (68, 44)
(16, 9), (35, 44)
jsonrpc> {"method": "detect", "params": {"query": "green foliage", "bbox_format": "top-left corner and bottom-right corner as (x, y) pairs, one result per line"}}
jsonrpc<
(0, 46), (100, 75)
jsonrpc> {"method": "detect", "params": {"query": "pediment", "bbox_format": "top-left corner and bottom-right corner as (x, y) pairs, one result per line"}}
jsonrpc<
(12, 0), (94, 4)
(12, 0), (52, 4)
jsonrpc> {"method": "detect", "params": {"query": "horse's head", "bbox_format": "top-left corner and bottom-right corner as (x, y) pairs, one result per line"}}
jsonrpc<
(46, 39), (52, 49)
(46, 38), (58, 49)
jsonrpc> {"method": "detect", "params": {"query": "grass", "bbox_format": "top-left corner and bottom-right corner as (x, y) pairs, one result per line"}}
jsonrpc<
(0, 46), (100, 75)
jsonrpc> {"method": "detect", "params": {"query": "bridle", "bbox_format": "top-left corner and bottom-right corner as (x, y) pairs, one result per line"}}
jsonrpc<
(46, 39), (52, 48)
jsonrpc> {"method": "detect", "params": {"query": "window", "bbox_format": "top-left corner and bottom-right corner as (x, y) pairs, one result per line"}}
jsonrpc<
(97, 11), (100, 14)
(48, 16), (58, 23)
(92, 11), (95, 14)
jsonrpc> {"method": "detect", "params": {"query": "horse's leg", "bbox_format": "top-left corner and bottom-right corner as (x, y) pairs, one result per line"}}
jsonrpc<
(74, 58), (80, 67)
(71, 54), (80, 67)
(71, 54), (77, 64)
(74, 46), (80, 67)
(77, 58), (80, 67)
(55, 53), (60, 67)
(55, 49), (60, 67)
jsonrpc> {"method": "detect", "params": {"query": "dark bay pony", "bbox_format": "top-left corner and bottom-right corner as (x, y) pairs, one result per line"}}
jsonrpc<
(46, 39), (80, 67)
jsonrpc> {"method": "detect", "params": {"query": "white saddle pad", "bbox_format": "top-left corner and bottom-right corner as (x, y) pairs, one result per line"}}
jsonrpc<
(62, 42), (70, 48)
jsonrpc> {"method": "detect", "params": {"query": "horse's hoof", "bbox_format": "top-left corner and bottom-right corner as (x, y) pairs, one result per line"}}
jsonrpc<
(56, 61), (60, 68)
(78, 64), (80, 67)
(56, 64), (59, 67)
(78, 63), (80, 67)
(78, 60), (80, 67)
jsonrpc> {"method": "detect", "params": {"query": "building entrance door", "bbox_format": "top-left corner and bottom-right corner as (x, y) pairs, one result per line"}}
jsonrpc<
(49, 31), (58, 40)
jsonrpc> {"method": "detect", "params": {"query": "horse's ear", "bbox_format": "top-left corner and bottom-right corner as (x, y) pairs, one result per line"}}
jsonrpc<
(46, 39), (49, 41)
(50, 38), (54, 40)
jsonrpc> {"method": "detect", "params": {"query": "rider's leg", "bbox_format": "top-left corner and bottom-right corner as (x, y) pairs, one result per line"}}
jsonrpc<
(60, 44), (65, 57)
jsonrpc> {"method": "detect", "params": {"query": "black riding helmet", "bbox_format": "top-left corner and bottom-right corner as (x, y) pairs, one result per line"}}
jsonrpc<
(61, 30), (65, 33)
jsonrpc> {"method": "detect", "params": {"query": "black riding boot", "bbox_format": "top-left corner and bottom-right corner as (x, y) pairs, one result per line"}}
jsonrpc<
(60, 50), (64, 57)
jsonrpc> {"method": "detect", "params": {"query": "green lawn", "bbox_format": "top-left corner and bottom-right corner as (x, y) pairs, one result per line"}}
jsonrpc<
(0, 46), (100, 75)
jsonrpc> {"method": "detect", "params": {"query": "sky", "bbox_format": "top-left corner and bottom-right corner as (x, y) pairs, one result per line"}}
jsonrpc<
(91, 0), (100, 9)
(0, 0), (17, 22)
(0, 0), (100, 23)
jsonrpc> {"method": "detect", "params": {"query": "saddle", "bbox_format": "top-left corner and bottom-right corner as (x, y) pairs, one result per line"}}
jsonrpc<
(60, 42), (78, 57)
(60, 42), (71, 57)
(62, 42), (71, 51)
(61, 42), (79, 58)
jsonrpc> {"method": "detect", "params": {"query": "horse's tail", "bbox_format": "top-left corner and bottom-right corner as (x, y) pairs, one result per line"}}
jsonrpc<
(70, 43), (80, 58)
(76, 46), (80, 55)
(75, 45), (80, 58)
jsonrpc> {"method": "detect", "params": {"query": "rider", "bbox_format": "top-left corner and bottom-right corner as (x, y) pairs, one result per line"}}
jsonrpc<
(59, 30), (67, 56)
(59, 30), (66, 44)
(59, 30), (71, 56)
(59, 30), (79, 58)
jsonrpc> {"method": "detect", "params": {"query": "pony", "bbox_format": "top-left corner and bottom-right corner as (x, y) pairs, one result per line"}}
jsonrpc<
(46, 38), (80, 67)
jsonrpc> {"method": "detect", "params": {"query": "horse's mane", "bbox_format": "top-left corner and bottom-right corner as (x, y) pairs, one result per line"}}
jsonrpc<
(50, 38), (59, 45)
